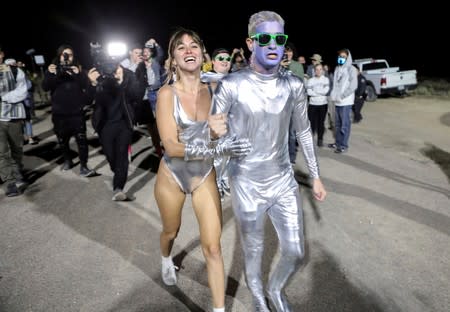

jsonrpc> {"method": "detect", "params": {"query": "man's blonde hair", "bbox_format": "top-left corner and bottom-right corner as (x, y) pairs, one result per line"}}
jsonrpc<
(248, 11), (285, 37)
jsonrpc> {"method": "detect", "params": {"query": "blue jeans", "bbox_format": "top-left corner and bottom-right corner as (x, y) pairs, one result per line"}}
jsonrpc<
(147, 90), (158, 114)
(335, 105), (352, 150)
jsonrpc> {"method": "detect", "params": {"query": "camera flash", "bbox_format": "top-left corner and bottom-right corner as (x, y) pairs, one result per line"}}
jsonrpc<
(107, 42), (127, 57)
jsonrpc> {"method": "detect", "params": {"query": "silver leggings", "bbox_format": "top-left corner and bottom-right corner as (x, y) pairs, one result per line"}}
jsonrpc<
(232, 180), (305, 312)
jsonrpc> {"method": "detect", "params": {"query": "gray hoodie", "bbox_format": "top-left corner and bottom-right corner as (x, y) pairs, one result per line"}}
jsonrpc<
(330, 49), (358, 106)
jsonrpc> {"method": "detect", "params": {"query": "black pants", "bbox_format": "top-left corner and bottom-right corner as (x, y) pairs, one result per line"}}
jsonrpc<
(307, 104), (328, 142)
(0, 120), (24, 183)
(99, 120), (132, 191)
(53, 116), (89, 165)
(353, 98), (365, 122)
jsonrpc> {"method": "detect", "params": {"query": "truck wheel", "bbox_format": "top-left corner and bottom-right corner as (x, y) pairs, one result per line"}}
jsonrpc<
(365, 85), (377, 102)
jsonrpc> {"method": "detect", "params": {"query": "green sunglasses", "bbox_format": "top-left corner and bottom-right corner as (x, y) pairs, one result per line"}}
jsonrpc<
(251, 33), (289, 46)
(215, 56), (231, 62)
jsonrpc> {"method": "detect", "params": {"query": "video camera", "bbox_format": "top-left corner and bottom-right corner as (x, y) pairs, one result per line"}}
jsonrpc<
(90, 42), (127, 78)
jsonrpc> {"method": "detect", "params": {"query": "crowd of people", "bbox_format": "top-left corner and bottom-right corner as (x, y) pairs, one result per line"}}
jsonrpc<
(0, 9), (373, 311)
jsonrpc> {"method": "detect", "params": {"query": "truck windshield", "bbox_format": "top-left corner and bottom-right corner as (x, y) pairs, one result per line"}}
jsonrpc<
(361, 62), (388, 71)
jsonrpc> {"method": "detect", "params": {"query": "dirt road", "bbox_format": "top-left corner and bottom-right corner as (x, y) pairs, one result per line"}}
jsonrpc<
(0, 95), (449, 312)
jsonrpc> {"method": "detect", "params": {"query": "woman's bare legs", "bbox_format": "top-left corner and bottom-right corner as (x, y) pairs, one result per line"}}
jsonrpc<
(155, 161), (186, 285)
(192, 172), (225, 309)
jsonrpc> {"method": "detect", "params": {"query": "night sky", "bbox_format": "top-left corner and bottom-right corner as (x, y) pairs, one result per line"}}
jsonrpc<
(2, 0), (447, 79)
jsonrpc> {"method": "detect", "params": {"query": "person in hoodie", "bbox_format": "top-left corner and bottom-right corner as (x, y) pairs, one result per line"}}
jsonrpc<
(328, 48), (358, 153)
(42, 44), (96, 176)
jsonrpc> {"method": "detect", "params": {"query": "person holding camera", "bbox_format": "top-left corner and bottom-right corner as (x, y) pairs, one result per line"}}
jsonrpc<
(121, 42), (163, 158)
(87, 62), (146, 201)
(42, 44), (96, 177)
(142, 38), (164, 157)
(230, 48), (248, 72)
(143, 38), (164, 114)
(280, 42), (304, 79)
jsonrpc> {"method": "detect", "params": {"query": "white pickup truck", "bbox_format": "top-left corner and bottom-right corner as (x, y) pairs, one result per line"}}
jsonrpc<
(353, 58), (417, 102)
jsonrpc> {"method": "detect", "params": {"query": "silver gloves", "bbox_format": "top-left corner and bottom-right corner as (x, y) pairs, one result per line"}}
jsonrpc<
(184, 137), (252, 161)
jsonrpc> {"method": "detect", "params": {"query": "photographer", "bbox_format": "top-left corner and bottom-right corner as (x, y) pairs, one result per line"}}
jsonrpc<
(142, 38), (164, 114)
(280, 42), (304, 79)
(42, 44), (96, 177)
(121, 41), (163, 158)
(87, 63), (145, 201)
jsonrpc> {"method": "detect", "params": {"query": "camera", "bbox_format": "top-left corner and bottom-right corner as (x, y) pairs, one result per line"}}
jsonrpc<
(90, 42), (126, 78)
(57, 52), (73, 74)
(144, 42), (157, 57)
(281, 53), (290, 69)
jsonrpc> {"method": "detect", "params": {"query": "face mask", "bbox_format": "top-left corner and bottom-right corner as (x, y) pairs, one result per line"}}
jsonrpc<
(337, 56), (346, 65)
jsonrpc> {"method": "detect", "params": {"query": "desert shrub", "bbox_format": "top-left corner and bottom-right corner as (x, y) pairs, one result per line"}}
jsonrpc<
(411, 77), (450, 98)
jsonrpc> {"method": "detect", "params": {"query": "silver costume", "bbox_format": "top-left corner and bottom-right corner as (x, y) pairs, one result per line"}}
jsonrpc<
(212, 67), (319, 311)
(201, 71), (231, 197)
(163, 87), (213, 194)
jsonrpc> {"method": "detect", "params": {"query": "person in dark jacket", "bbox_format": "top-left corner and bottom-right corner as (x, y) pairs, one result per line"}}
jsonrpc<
(353, 65), (367, 123)
(42, 44), (96, 177)
(87, 64), (145, 201)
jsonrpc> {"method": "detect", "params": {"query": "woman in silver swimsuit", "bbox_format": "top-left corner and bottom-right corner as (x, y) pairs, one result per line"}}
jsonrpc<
(154, 28), (250, 312)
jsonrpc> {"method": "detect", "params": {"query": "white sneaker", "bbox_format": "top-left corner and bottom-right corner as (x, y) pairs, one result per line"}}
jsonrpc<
(161, 260), (178, 286)
(112, 189), (127, 201)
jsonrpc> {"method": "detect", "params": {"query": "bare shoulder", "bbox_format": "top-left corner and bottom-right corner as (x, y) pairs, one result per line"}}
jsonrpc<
(158, 84), (173, 98)
(156, 85), (175, 115)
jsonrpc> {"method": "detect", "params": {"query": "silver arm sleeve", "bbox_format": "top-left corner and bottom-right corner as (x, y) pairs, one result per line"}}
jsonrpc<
(184, 137), (251, 161)
(293, 84), (320, 179)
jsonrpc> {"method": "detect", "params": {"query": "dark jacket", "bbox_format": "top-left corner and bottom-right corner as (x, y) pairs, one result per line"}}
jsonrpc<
(42, 68), (90, 117)
(355, 73), (367, 99)
(89, 67), (145, 133)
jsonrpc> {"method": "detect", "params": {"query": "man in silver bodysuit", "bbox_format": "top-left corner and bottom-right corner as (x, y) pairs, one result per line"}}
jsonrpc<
(208, 11), (327, 312)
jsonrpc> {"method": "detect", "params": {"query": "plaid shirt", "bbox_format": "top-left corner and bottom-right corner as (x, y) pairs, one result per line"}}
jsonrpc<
(0, 64), (28, 121)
